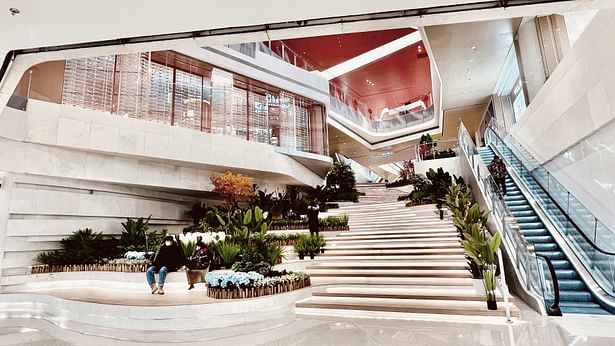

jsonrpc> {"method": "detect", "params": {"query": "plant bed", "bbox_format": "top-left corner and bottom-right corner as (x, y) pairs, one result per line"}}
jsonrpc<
(206, 271), (311, 299)
(31, 261), (149, 274)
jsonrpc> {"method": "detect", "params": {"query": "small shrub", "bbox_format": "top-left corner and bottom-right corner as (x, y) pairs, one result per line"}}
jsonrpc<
(216, 241), (241, 267)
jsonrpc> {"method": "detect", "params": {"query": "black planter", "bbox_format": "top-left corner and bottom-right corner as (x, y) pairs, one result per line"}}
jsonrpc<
(486, 291), (498, 310)
(320, 248), (325, 254)
(298, 253), (305, 260)
(309, 252), (315, 260)
(439, 209), (444, 220)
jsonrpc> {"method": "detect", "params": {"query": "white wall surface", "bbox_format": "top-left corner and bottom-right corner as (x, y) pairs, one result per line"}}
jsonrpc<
(516, 18), (546, 103)
(414, 157), (460, 178)
(0, 172), (196, 281)
(545, 120), (615, 233)
(0, 100), (323, 188)
(511, 8), (615, 163)
(511, 8), (615, 235)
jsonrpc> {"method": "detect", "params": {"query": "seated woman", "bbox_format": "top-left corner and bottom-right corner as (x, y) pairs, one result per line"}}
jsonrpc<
(146, 235), (184, 295)
(186, 241), (211, 290)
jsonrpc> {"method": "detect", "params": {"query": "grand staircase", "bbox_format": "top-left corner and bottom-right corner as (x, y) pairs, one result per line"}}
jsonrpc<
(478, 146), (609, 315)
(295, 185), (519, 318)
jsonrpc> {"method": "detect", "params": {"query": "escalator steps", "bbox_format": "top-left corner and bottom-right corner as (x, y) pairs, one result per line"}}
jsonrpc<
(478, 147), (610, 315)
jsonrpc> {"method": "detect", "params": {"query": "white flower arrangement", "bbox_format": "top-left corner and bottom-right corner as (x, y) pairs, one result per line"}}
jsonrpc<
(206, 270), (310, 289)
(180, 231), (226, 246)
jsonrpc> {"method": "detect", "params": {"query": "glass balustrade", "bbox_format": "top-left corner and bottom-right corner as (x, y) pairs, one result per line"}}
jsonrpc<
(458, 122), (560, 315)
(484, 125), (615, 296)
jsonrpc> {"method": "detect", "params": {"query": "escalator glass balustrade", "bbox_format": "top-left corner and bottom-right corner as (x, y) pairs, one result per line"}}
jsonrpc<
(478, 147), (610, 315)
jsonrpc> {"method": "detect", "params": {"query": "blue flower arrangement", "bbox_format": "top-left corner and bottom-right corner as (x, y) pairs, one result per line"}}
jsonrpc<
(206, 271), (264, 289)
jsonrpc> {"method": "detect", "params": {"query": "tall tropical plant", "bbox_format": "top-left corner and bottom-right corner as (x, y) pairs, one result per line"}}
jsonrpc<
(118, 215), (151, 252)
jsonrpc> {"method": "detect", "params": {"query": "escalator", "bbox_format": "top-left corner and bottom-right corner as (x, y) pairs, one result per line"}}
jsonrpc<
(478, 146), (610, 315)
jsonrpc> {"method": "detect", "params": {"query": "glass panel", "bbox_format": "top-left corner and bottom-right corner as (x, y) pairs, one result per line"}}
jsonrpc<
(248, 90), (270, 144)
(210, 68), (233, 136)
(62, 55), (115, 112)
(173, 70), (202, 130)
(231, 86), (248, 140)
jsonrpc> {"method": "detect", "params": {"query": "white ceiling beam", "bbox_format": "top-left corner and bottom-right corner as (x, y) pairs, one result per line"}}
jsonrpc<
(319, 31), (422, 80)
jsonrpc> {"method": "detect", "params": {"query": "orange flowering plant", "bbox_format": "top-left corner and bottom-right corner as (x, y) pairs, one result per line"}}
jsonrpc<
(210, 171), (255, 209)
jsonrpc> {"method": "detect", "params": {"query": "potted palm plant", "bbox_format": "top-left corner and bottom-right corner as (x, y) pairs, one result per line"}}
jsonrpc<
(294, 235), (308, 260)
(464, 230), (502, 310)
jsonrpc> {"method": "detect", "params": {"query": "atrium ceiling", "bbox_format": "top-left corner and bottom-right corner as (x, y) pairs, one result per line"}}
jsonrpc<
(281, 28), (432, 116)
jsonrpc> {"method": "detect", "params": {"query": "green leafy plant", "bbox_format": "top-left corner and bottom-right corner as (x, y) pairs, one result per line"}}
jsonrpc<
(249, 190), (278, 213)
(326, 161), (359, 202)
(35, 250), (65, 266)
(181, 239), (196, 260)
(118, 216), (151, 253)
(294, 235), (309, 257)
(267, 243), (285, 265)
(216, 241), (241, 268)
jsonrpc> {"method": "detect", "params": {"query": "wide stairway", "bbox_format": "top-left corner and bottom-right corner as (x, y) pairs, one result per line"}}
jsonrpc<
(295, 185), (519, 317)
(478, 147), (609, 315)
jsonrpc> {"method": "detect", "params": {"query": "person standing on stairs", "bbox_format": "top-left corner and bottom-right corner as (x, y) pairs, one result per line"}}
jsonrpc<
(488, 155), (507, 195)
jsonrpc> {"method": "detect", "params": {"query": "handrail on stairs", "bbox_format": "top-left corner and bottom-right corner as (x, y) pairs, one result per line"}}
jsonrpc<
(485, 124), (615, 301)
(458, 121), (561, 317)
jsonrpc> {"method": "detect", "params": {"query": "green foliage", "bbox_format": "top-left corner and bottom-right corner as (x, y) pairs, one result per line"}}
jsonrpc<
(249, 190), (278, 213)
(294, 234), (325, 255)
(426, 168), (453, 208)
(215, 241), (241, 267)
(423, 148), (457, 161)
(181, 240), (196, 259)
(326, 161), (359, 202)
(118, 216), (150, 252)
(267, 243), (285, 265)
(276, 186), (306, 220)
(35, 250), (65, 266)
(303, 184), (331, 210)
(294, 234), (309, 255)
(61, 229), (108, 264)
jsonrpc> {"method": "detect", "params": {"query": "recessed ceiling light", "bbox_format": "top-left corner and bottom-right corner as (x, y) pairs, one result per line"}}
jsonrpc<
(471, 46), (478, 51)
(9, 7), (20, 15)
(467, 59), (474, 63)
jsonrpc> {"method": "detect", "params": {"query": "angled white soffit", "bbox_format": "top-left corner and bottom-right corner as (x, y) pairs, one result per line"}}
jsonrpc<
(319, 30), (422, 80)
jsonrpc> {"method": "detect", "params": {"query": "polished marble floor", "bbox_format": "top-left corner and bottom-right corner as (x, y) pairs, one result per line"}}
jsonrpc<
(2, 303), (615, 346)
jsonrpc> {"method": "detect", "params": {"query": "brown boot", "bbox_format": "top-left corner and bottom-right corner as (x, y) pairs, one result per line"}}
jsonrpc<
(157, 285), (165, 295)
(149, 283), (158, 294)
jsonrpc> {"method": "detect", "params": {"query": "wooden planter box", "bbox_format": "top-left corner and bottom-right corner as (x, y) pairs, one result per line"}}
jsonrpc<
(31, 263), (148, 274)
(207, 277), (311, 299)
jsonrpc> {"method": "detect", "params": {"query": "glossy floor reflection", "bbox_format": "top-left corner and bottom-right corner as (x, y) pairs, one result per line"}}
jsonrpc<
(2, 305), (615, 346)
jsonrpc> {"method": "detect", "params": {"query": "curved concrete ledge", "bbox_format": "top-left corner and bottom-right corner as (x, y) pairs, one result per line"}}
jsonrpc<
(0, 287), (313, 331)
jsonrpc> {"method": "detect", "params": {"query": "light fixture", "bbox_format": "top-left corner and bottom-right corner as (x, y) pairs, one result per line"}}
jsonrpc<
(471, 46), (478, 51)
(9, 7), (20, 15)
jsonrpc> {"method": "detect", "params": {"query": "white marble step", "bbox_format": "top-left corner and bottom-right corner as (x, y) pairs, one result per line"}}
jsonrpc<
(295, 296), (519, 317)
(312, 254), (466, 262)
(324, 242), (461, 250)
(307, 261), (467, 270)
(307, 268), (470, 278)
(325, 232), (459, 241)
(326, 237), (460, 246)
(313, 286), (513, 302)
(309, 276), (473, 287)
(322, 248), (464, 256)
(341, 228), (457, 236)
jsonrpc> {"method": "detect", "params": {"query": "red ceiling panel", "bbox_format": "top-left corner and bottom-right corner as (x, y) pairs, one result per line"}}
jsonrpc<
(281, 28), (415, 70)
(278, 28), (431, 115)
(333, 43), (432, 113)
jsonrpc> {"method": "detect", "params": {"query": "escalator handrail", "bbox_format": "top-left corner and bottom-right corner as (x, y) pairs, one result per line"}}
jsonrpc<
(536, 254), (563, 316)
(485, 126), (615, 256)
